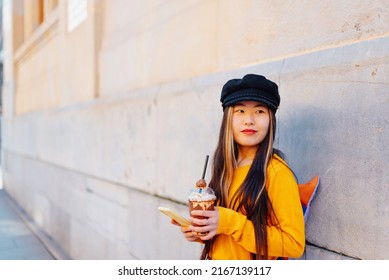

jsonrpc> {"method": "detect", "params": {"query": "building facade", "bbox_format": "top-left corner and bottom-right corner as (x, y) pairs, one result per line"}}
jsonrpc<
(1, 0), (389, 259)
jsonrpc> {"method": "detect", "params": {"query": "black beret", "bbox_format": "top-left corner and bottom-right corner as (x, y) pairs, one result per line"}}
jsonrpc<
(220, 74), (280, 111)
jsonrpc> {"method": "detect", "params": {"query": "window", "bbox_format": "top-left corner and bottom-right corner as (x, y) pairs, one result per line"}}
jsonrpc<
(14, 0), (59, 49)
(67, 0), (87, 32)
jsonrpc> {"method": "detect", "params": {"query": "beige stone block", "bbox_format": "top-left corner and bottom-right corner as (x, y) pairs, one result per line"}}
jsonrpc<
(155, 201), (202, 260)
(155, 80), (211, 202)
(58, 23), (96, 106)
(217, 0), (389, 69)
(86, 177), (130, 207)
(45, 206), (72, 254)
(99, 0), (218, 95)
(276, 37), (389, 259)
(98, 0), (389, 97)
(15, 34), (60, 113)
(3, 149), (202, 259)
(68, 216), (109, 259)
(127, 190), (201, 259)
(55, 180), (89, 223)
(85, 190), (130, 244)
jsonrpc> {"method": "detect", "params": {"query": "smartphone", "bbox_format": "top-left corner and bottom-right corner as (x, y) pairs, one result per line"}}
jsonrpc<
(158, 206), (191, 226)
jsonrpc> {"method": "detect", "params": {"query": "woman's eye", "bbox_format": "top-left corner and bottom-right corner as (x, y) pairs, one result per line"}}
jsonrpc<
(256, 110), (264, 114)
(235, 109), (244, 113)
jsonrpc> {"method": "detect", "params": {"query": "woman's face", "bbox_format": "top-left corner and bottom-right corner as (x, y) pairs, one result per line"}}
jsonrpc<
(231, 100), (270, 149)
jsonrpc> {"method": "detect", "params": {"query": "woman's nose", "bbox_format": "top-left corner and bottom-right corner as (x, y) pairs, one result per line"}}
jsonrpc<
(244, 114), (254, 125)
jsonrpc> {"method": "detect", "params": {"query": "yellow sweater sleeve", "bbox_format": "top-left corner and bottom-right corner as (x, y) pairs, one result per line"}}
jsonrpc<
(266, 165), (305, 258)
(216, 161), (305, 258)
(217, 206), (256, 252)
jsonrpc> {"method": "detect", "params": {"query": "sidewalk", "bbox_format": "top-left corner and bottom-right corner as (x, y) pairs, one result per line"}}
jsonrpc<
(0, 190), (54, 260)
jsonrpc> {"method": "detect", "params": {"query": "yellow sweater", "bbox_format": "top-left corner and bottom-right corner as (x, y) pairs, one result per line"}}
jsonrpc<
(210, 154), (305, 260)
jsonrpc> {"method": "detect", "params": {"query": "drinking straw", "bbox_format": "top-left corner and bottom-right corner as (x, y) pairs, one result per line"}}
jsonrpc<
(202, 155), (209, 180)
(199, 155), (209, 194)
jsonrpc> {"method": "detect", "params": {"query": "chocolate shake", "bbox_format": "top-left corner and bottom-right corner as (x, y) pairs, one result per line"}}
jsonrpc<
(188, 179), (216, 237)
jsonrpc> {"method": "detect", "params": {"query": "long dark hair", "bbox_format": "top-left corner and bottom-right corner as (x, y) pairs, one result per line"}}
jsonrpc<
(201, 105), (281, 260)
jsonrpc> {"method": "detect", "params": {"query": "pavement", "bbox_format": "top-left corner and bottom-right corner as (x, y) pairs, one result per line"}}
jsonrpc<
(0, 189), (54, 260)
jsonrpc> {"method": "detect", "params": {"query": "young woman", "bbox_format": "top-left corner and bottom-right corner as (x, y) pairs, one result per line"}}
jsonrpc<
(174, 74), (305, 260)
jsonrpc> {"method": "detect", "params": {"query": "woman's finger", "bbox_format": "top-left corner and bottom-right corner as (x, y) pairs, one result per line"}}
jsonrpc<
(170, 219), (182, 226)
(189, 217), (209, 226)
(190, 210), (215, 218)
(200, 229), (217, 240)
(183, 228), (201, 242)
(189, 208), (219, 240)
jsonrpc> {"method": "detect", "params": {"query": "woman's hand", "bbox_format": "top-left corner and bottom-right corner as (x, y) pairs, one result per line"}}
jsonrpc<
(170, 219), (201, 242)
(189, 207), (219, 241)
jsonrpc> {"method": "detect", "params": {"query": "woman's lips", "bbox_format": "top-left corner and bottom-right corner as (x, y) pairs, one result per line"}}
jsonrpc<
(241, 129), (257, 134)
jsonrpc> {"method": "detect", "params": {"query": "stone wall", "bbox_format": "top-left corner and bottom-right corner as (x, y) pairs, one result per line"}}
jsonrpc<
(2, 0), (388, 259)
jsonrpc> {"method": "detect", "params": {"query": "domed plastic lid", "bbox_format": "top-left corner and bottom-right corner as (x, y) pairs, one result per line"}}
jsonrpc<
(188, 181), (216, 201)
